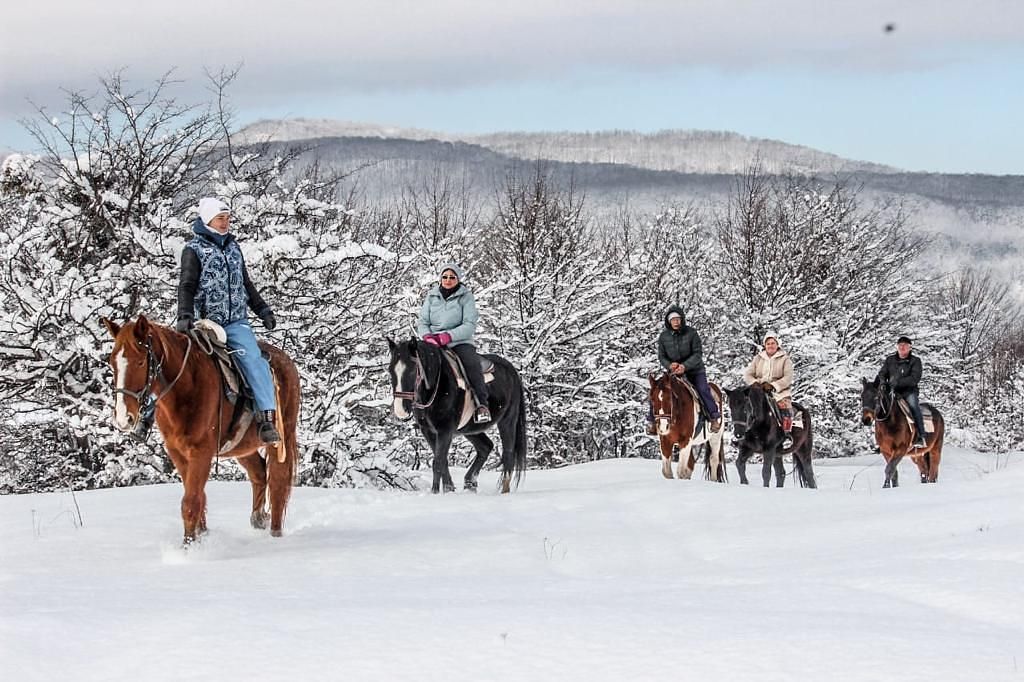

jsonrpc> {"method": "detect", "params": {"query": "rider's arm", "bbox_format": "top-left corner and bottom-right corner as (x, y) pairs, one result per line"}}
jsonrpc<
(657, 335), (672, 371)
(416, 295), (433, 337)
(774, 356), (794, 392)
(681, 332), (703, 371)
(742, 356), (759, 385)
(241, 257), (271, 318)
(177, 247), (200, 322)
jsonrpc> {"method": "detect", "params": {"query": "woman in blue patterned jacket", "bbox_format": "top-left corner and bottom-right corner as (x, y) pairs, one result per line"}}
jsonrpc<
(175, 197), (280, 443)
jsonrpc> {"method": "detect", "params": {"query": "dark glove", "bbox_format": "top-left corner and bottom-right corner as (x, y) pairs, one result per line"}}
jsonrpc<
(761, 382), (775, 392)
(175, 316), (193, 333)
(260, 310), (277, 331)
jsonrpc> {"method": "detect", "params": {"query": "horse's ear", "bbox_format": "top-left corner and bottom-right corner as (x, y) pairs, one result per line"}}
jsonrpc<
(386, 337), (396, 351)
(134, 314), (151, 340)
(648, 372), (657, 388)
(407, 338), (418, 356)
(100, 317), (121, 338)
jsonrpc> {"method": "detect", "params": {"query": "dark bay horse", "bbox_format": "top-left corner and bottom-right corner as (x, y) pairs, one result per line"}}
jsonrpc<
(724, 384), (816, 488)
(102, 315), (300, 543)
(648, 373), (726, 481)
(387, 338), (527, 494)
(860, 378), (944, 487)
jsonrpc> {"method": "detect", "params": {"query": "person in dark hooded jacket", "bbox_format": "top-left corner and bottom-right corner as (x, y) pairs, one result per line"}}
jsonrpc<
(646, 305), (721, 434)
(175, 197), (281, 443)
(876, 335), (927, 448)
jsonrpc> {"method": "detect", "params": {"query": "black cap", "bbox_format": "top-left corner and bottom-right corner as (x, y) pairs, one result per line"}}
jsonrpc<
(897, 336), (912, 345)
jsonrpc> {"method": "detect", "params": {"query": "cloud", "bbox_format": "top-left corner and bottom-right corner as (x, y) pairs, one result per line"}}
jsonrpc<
(2, 0), (1022, 116)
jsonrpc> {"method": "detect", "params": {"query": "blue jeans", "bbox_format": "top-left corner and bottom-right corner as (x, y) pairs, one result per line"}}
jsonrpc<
(686, 369), (721, 421)
(224, 320), (277, 411)
(900, 389), (927, 439)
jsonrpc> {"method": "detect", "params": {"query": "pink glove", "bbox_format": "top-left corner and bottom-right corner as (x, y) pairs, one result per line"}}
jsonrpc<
(422, 334), (440, 346)
(436, 332), (452, 346)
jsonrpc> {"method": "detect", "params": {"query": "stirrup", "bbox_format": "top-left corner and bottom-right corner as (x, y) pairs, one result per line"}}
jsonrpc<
(474, 406), (491, 424)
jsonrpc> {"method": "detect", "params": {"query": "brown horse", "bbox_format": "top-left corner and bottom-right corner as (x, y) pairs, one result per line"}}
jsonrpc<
(101, 315), (300, 543)
(860, 378), (944, 487)
(648, 373), (726, 481)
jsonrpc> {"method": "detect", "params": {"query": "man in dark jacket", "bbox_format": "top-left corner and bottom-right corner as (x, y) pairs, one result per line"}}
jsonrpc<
(646, 305), (722, 434)
(877, 335), (926, 448)
(176, 197), (280, 443)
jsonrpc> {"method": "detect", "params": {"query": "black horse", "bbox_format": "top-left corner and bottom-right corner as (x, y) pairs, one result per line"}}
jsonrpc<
(386, 338), (528, 494)
(724, 384), (816, 488)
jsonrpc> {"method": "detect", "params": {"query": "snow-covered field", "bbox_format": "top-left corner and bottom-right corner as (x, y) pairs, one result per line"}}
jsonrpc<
(2, 447), (1022, 681)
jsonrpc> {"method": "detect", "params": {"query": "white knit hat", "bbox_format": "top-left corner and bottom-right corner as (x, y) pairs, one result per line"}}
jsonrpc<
(763, 331), (781, 345)
(198, 197), (231, 226)
(667, 311), (682, 321)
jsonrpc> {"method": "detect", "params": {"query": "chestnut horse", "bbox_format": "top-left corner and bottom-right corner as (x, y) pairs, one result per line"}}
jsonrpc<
(860, 378), (944, 487)
(101, 315), (300, 543)
(648, 373), (726, 481)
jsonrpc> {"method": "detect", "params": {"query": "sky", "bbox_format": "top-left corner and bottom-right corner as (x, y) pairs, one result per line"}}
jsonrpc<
(2, 0), (1023, 174)
(2, 450), (1023, 681)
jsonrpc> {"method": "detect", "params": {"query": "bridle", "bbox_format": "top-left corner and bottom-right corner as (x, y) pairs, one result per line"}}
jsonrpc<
(113, 332), (193, 423)
(392, 350), (442, 415)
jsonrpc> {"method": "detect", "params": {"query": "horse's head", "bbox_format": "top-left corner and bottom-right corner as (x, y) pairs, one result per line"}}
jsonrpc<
(648, 372), (676, 436)
(860, 377), (881, 425)
(723, 385), (752, 440)
(386, 337), (419, 421)
(101, 315), (162, 434)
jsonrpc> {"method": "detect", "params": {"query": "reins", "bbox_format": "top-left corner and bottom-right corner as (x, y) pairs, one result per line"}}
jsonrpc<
(114, 331), (193, 417)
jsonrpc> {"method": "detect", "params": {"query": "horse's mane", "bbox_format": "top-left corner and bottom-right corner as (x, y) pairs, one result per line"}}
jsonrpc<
(414, 338), (443, 390)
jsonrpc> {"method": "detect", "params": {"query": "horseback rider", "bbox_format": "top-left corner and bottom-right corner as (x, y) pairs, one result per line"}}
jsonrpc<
(417, 263), (491, 424)
(742, 331), (795, 449)
(876, 335), (927, 449)
(175, 197), (281, 443)
(646, 305), (722, 434)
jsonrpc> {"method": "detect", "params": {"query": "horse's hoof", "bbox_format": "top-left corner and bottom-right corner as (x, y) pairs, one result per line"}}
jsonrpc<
(251, 511), (269, 529)
(271, 529), (283, 538)
(464, 482), (478, 493)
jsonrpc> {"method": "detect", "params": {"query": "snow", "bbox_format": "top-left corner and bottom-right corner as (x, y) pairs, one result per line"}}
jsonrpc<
(2, 447), (1023, 681)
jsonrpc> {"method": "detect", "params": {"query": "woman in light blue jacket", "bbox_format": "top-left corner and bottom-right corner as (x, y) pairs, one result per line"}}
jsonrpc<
(417, 263), (490, 423)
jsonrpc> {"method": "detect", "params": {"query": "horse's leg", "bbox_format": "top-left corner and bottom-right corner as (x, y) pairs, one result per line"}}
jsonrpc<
(912, 455), (929, 484)
(431, 430), (456, 494)
(761, 451), (773, 487)
(927, 439), (943, 483)
(677, 442), (695, 480)
(707, 437), (724, 483)
(773, 455), (786, 488)
(736, 446), (751, 485)
(463, 432), (494, 492)
(496, 410), (518, 494)
(659, 438), (674, 479)
(180, 454), (213, 545)
(883, 453), (902, 488)
(237, 452), (269, 529)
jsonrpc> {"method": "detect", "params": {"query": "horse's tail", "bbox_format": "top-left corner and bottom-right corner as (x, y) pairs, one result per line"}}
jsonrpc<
(512, 380), (528, 490)
(793, 406), (816, 489)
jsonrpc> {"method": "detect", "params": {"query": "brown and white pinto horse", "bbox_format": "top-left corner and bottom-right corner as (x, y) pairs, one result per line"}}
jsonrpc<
(648, 373), (726, 481)
(101, 315), (300, 543)
(860, 378), (944, 487)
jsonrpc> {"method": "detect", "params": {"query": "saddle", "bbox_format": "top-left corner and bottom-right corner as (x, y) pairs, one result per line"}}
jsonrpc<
(895, 397), (935, 435)
(669, 375), (717, 432)
(442, 349), (495, 429)
(192, 320), (270, 453)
